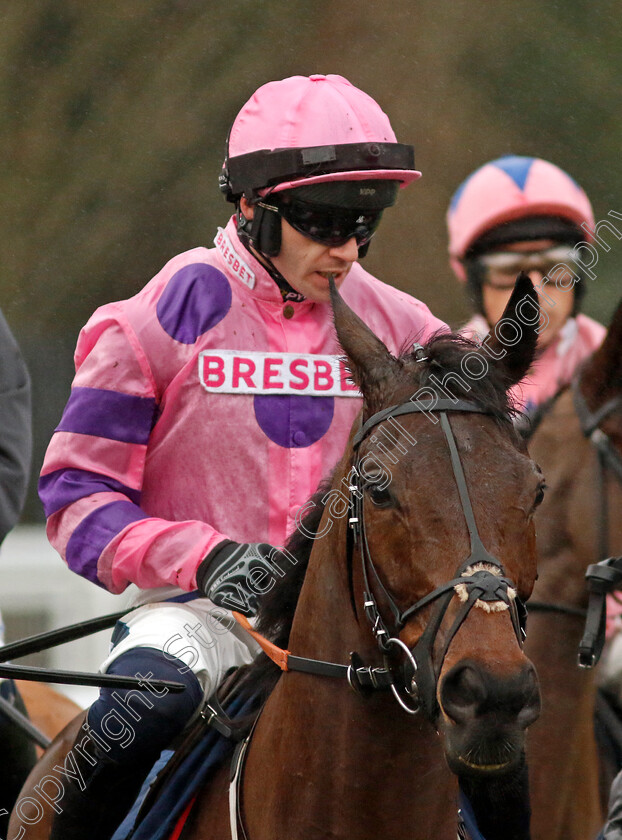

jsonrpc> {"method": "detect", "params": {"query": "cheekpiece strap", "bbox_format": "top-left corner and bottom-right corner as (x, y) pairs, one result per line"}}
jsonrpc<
(572, 378), (622, 437)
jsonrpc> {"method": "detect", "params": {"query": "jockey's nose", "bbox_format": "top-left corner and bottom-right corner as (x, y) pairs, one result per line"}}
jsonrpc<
(328, 236), (359, 262)
(526, 269), (546, 286)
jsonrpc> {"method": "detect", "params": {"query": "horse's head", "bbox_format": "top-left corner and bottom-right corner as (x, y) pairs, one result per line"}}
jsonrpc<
(330, 274), (543, 777)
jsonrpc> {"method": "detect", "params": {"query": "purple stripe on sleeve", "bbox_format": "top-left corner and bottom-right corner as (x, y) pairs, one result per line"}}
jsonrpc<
(39, 469), (142, 518)
(56, 387), (157, 444)
(65, 500), (149, 587)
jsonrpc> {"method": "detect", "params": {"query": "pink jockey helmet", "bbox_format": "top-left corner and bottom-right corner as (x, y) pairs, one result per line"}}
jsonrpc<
(220, 74), (421, 202)
(447, 156), (595, 281)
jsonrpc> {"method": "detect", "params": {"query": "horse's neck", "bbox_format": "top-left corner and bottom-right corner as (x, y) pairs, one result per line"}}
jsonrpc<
(524, 608), (602, 839)
(526, 396), (604, 838)
(242, 522), (458, 840)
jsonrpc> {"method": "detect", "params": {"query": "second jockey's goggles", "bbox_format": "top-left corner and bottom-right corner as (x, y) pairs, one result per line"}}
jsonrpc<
(263, 196), (384, 248)
(477, 244), (580, 289)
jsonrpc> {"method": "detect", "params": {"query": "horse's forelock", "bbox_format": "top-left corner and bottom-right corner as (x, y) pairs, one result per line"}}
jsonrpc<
(397, 332), (517, 423)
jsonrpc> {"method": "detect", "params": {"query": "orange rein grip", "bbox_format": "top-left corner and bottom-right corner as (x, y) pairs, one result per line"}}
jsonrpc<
(231, 611), (291, 671)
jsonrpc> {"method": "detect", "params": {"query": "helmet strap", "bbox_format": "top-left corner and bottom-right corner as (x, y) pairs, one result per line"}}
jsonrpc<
(235, 205), (306, 303)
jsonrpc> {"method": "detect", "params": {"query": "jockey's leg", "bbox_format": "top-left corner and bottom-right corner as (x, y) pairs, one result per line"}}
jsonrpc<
(49, 600), (258, 840)
(0, 680), (37, 835)
(49, 648), (202, 840)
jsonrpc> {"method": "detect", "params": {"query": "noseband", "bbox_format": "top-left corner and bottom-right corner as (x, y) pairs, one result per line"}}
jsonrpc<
(347, 397), (526, 718)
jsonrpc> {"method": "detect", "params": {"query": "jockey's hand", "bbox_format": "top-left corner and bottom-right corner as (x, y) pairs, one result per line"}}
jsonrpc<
(196, 541), (281, 617)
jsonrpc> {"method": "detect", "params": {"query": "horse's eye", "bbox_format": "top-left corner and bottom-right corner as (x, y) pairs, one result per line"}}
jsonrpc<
(365, 483), (393, 508)
(534, 482), (547, 507)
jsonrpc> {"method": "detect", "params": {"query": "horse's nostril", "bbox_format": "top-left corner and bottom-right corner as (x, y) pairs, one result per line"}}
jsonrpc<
(517, 665), (541, 729)
(440, 664), (487, 724)
(440, 661), (542, 728)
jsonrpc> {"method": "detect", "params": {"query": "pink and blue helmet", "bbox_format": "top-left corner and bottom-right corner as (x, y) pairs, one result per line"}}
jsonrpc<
(447, 156), (595, 281)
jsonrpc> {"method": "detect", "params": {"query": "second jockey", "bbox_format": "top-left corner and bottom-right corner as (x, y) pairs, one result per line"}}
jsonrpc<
(446, 154), (606, 414)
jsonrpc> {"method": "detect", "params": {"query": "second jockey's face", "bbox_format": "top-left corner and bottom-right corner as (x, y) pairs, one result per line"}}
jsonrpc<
(480, 239), (576, 350)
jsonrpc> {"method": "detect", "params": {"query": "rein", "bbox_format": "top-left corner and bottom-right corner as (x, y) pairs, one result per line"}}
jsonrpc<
(518, 382), (611, 627)
(525, 373), (622, 666)
(570, 377), (622, 667)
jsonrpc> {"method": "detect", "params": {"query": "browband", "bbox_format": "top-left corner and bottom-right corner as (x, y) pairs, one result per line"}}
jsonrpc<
(353, 399), (495, 449)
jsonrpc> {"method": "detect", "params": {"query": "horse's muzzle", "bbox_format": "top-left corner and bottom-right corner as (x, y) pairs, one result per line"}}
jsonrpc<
(438, 659), (541, 775)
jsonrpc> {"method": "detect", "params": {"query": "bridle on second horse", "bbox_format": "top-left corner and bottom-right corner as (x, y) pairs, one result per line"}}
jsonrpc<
(520, 370), (622, 668)
(571, 376), (622, 668)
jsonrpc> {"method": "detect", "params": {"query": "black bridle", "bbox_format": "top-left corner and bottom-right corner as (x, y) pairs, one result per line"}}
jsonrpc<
(570, 377), (622, 668)
(347, 397), (526, 719)
(521, 373), (622, 667)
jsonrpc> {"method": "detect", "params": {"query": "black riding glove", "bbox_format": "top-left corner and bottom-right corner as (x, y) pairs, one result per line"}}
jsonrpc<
(196, 540), (281, 617)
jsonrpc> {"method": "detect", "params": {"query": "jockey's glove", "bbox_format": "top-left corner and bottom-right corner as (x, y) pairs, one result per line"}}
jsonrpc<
(196, 540), (282, 617)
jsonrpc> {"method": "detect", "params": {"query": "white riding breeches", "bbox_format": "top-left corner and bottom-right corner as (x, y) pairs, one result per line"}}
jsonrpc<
(99, 597), (262, 701)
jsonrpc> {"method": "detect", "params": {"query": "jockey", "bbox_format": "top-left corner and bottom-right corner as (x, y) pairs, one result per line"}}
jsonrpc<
(37, 74), (447, 839)
(447, 154), (606, 413)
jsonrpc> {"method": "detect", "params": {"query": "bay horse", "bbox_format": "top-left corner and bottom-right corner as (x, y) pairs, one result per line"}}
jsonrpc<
(10, 275), (544, 840)
(15, 682), (82, 752)
(523, 295), (622, 840)
(0, 681), (80, 837)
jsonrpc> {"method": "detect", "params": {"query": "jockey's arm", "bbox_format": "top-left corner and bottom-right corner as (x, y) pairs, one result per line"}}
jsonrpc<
(38, 308), (227, 596)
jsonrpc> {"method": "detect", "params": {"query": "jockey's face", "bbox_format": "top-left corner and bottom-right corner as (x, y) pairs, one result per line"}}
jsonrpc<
(240, 197), (359, 302)
(271, 217), (358, 302)
(479, 239), (576, 350)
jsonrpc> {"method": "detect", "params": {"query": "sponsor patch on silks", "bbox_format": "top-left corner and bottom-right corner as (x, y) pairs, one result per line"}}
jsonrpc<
(198, 350), (360, 397)
(214, 227), (255, 290)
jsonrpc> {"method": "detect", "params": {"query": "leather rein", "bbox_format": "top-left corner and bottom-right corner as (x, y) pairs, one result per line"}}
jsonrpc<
(571, 376), (622, 667)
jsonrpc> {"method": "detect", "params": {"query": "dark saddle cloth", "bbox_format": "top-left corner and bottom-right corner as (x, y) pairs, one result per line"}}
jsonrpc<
(111, 690), (258, 840)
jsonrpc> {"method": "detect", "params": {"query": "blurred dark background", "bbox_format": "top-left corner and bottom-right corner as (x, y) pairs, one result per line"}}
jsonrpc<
(2, 0), (622, 521)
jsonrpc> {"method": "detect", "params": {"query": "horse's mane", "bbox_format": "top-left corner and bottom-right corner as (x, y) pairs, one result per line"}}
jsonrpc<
(237, 331), (515, 700)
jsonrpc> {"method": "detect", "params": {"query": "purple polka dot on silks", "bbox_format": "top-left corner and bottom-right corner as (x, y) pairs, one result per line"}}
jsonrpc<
(157, 264), (232, 344)
(254, 395), (334, 448)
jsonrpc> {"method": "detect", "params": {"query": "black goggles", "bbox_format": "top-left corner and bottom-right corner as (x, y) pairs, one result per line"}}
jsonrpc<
(263, 198), (384, 248)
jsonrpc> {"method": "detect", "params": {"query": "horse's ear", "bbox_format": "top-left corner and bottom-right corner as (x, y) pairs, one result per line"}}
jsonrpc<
(329, 277), (401, 409)
(485, 272), (539, 388)
(580, 294), (622, 402)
